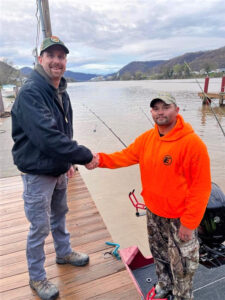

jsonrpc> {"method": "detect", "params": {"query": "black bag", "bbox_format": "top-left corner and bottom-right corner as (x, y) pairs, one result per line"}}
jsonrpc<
(198, 182), (225, 246)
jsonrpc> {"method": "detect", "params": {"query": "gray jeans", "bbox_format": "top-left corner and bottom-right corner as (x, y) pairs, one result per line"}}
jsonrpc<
(21, 173), (72, 281)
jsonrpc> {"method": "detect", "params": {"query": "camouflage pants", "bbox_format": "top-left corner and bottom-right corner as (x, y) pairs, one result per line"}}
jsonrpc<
(146, 209), (199, 300)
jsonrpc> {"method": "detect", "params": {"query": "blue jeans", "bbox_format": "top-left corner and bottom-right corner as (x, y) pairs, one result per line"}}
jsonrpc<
(21, 173), (72, 281)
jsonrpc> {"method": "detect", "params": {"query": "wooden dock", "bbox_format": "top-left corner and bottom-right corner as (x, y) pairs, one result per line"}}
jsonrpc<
(0, 172), (139, 300)
(198, 92), (225, 105)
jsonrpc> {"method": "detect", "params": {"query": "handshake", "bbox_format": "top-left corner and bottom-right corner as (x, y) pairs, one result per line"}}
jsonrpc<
(85, 153), (99, 170)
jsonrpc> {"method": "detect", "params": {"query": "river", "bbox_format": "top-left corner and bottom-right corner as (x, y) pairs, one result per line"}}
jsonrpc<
(67, 78), (225, 255)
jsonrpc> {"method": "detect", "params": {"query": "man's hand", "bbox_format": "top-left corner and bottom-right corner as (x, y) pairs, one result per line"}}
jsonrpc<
(178, 224), (194, 241)
(67, 165), (75, 178)
(85, 153), (99, 170)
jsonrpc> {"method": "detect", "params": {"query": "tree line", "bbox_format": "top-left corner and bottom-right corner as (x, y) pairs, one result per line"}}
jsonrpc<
(112, 62), (223, 81)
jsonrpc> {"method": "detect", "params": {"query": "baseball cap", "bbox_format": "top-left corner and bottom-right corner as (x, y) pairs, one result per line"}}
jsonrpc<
(150, 93), (177, 107)
(40, 36), (69, 55)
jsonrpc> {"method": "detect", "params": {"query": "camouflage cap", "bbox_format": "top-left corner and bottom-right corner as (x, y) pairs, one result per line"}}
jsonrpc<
(150, 93), (176, 107)
(40, 36), (69, 55)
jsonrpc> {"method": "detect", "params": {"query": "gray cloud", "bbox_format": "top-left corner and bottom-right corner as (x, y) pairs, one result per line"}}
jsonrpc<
(0, 0), (224, 74)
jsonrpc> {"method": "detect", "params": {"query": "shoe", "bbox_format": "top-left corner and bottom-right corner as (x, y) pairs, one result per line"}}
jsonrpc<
(29, 279), (59, 300)
(154, 283), (171, 299)
(56, 250), (89, 266)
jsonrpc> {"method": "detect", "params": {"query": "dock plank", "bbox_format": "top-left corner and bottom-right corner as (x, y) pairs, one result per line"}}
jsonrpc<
(0, 172), (139, 299)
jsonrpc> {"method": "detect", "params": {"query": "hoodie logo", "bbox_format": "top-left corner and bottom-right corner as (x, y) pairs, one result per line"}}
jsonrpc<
(163, 155), (172, 166)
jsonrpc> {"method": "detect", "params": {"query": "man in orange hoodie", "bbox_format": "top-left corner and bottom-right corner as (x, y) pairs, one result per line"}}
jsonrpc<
(86, 93), (211, 300)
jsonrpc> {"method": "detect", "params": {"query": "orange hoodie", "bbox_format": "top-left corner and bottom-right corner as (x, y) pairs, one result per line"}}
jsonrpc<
(98, 114), (211, 229)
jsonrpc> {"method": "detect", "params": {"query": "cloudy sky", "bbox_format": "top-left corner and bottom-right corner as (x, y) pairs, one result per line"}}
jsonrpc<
(0, 0), (225, 74)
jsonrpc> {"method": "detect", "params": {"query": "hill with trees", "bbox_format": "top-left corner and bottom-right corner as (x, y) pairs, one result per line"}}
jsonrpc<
(0, 60), (21, 86)
(108, 46), (225, 80)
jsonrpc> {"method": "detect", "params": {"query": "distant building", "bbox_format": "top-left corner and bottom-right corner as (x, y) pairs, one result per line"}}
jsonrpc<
(215, 68), (225, 73)
(90, 76), (105, 81)
(200, 69), (207, 75)
(191, 71), (200, 75)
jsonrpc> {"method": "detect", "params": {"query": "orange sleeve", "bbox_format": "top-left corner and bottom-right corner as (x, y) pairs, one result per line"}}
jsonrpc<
(180, 138), (211, 229)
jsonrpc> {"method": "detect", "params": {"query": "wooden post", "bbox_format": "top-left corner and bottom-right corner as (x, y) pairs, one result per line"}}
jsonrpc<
(13, 86), (19, 98)
(0, 88), (5, 116)
(41, 0), (52, 38)
(221, 76), (225, 93)
(204, 76), (209, 93)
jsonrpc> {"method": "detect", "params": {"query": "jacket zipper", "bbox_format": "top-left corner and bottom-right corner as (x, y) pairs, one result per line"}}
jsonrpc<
(54, 94), (69, 124)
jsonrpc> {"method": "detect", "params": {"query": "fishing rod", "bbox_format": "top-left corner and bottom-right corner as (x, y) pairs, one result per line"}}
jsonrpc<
(82, 104), (127, 148)
(184, 61), (225, 138)
(139, 107), (154, 127)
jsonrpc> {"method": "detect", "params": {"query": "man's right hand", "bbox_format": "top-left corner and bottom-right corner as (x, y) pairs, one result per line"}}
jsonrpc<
(85, 153), (99, 170)
(178, 223), (194, 241)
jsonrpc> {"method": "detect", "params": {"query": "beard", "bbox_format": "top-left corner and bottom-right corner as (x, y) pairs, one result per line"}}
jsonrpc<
(154, 116), (170, 126)
(48, 63), (65, 79)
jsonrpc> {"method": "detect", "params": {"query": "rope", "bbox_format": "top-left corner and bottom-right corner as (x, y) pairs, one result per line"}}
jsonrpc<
(34, 0), (41, 63)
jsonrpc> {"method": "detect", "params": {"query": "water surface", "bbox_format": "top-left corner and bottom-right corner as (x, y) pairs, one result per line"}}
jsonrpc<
(68, 79), (225, 255)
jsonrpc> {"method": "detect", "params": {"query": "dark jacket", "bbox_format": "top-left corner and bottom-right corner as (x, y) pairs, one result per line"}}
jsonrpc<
(11, 68), (93, 176)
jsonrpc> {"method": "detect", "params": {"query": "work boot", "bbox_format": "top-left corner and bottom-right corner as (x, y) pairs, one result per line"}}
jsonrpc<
(56, 250), (89, 266)
(154, 283), (171, 299)
(29, 279), (59, 300)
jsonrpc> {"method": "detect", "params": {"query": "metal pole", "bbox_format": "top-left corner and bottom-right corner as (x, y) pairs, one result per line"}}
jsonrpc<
(41, 0), (52, 38)
(38, 0), (46, 38)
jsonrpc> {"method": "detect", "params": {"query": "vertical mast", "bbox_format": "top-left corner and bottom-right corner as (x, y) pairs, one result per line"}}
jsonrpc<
(38, 0), (52, 39)
(35, 0), (52, 63)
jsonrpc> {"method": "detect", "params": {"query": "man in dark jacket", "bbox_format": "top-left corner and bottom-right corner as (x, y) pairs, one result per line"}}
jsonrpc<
(11, 36), (94, 300)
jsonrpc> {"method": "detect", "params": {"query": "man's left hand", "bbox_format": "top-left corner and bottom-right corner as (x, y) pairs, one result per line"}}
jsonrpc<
(178, 224), (194, 241)
(67, 166), (75, 178)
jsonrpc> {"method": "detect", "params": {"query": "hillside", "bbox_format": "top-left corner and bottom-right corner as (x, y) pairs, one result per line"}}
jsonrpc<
(118, 60), (165, 76)
(20, 67), (33, 76)
(188, 46), (225, 70)
(64, 70), (98, 82)
(0, 61), (21, 86)
(113, 46), (225, 80)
